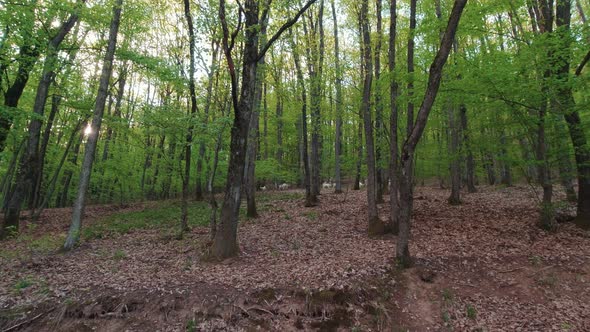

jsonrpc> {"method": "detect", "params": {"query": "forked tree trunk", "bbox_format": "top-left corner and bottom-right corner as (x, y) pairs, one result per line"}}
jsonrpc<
(213, 0), (317, 259)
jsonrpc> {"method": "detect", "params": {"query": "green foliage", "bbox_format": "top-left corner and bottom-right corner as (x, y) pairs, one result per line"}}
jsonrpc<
(83, 201), (211, 240)
(466, 304), (477, 320)
(14, 278), (33, 292)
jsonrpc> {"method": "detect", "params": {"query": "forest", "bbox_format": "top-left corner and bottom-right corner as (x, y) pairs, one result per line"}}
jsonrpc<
(0, 0), (589, 330)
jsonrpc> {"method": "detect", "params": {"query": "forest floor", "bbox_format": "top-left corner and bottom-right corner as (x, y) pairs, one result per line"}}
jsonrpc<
(0, 185), (589, 331)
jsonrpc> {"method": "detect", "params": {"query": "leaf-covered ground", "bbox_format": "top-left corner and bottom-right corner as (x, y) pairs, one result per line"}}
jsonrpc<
(0, 185), (589, 331)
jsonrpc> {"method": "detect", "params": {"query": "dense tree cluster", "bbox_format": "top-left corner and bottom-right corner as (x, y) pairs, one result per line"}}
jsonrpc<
(0, 0), (588, 264)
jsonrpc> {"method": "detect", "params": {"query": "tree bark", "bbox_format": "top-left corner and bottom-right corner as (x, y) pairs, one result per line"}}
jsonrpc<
(63, 0), (122, 250)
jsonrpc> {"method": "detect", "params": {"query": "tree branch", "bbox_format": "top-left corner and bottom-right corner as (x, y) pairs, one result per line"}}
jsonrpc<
(575, 48), (590, 76)
(257, 0), (317, 61)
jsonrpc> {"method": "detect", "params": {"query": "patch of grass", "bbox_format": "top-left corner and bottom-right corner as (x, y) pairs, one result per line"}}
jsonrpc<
(284, 213), (292, 221)
(441, 288), (454, 303)
(466, 304), (477, 319)
(257, 192), (304, 203)
(112, 249), (127, 261)
(561, 322), (572, 330)
(186, 318), (196, 332)
(537, 274), (558, 288)
(303, 211), (318, 220)
(442, 310), (451, 323)
(14, 278), (33, 292)
(529, 255), (543, 266)
(83, 201), (211, 240)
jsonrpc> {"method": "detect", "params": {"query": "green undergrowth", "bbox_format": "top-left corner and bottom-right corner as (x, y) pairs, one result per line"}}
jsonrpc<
(83, 200), (211, 240)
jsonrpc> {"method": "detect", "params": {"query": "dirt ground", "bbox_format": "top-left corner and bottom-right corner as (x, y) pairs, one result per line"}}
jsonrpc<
(0, 185), (589, 331)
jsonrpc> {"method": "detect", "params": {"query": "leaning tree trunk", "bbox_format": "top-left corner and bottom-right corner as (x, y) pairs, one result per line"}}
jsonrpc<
(63, 0), (122, 250)
(2, 5), (82, 239)
(396, 0), (467, 267)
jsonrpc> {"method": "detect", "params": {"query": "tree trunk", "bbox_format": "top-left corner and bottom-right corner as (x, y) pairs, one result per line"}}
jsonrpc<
(396, 0), (467, 267)
(292, 33), (316, 207)
(389, 0), (400, 234)
(63, 0), (122, 250)
(2, 5), (82, 239)
(374, 0), (385, 204)
(213, 0), (316, 258)
(556, 0), (590, 228)
(360, 0), (384, 235)
(180, 0), (198, 235)
(448, 105), (461, 205)
(33, 121), (83, 220)
(331, 0), (343, 194)
(246, 12), (268, 219)
(460, 104), (477, 193)
(499, 130), (512, 186)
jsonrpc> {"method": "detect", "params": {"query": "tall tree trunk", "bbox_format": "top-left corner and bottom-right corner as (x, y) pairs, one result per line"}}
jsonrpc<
(396, 0), (467, 267)
(63, 0), (122, 249)
(556, 0), (590, 228)
(499, 130), (512, 186)
(374, 0), (385, 203)
(2, 5), (82, 239)
(196, 41), (220, 201)
(180, 0), (198, 235)
(331, 0), (343, 194)
(360, 0), (384, 235)
(307, 1), (325, 198)
(448, 104), (461, 205)
(389, 0), (400, 234)
(292, 33), (316, 206)
(245, 14), (268, 219)
(31, 94), (61, 210)
(460, 104), (477, 193)
(58, 129), (84, 207)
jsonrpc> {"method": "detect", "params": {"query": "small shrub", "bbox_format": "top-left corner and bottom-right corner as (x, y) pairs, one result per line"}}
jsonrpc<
(14, 278), (33, 291)
(466, 304), (477, 319)
(113, 249), (127, 261)
(442, 288), (454, 302)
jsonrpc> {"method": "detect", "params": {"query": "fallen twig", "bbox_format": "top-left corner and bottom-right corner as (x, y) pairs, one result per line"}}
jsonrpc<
(3, 311), (48, 332)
